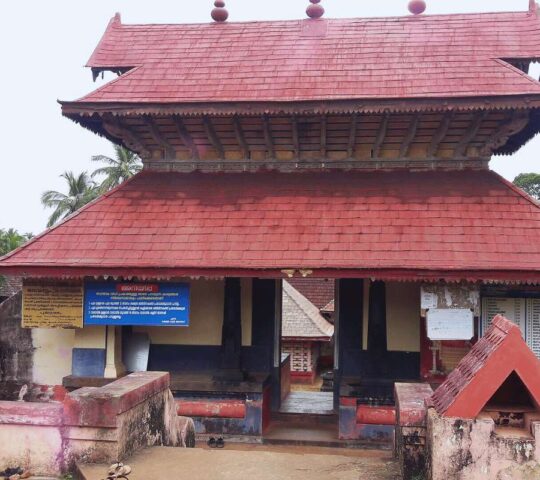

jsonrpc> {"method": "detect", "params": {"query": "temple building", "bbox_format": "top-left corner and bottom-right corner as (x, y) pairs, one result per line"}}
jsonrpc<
(2, 0), (540, 445)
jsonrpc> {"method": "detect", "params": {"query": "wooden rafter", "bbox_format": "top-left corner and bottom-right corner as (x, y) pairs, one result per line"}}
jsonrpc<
(102, 115), (150, 159)
(320, 116), (327, 158)
(203, 116), (225, 159)
(172, 116), (199, 160)
(145, 116), (175, 158)
(347, 114), (358, 158)
(263, 115), (275, 159)
(373, 113), (390, 158)
(232, 116), (249, 159)
(428, 112), (453, 158)
(454, 111), (487, 157)
(480, 112), (530, 156)
(399, 114), (420, 158)
(291, 116), (300, 157)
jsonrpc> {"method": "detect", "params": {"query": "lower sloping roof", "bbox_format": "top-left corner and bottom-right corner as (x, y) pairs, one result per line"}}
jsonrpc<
(1, 170), (540, 281)
(429, 315), (540, 418)
(282, 281), (334, 341)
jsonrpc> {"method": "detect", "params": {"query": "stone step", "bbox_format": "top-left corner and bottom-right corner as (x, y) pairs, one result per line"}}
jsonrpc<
(272, 411), (338, 425)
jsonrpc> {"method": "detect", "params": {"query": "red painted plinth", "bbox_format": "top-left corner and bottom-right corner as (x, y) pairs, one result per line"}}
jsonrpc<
(356, 405), (396, 425)
(177, 399), (246, 419)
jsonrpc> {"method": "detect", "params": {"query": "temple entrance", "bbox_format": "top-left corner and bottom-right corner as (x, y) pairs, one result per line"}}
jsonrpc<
(264, 279), (339, 445)
(279, 279), (335, 413)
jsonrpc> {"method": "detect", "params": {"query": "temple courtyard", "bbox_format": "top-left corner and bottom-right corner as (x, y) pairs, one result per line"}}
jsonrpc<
(78, 445), (401, 480)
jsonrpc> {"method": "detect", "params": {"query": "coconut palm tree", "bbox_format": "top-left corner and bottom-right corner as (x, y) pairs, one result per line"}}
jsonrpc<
(41, 171), (99, 227)
(91, 145), (142, 192)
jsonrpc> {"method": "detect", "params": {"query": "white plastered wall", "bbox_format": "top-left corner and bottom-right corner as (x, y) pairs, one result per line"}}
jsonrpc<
(31, 328), (75, 385)
(362, 281), (421, 352)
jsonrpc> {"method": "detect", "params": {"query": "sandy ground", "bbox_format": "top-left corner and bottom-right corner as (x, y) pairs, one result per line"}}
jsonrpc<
(78, 444), (401, 480)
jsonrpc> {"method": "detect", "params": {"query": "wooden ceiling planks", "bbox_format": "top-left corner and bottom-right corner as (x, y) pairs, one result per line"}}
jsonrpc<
(99, 110), (529, 169)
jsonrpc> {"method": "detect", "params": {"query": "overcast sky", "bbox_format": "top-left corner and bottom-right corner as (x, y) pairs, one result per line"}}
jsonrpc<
(1, 0), (539, 234)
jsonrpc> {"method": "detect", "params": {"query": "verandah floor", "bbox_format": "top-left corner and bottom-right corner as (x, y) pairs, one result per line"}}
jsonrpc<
(279, 391), (334, 415)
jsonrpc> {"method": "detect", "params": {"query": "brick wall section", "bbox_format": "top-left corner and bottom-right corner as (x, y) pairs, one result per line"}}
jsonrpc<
(394, 382), (433, 480)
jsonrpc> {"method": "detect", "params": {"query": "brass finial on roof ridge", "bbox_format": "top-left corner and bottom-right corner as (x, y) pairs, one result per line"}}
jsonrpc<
(211, 0), (229, 22)
(408, 0), (426, 15)
(307, 0), (324, 19)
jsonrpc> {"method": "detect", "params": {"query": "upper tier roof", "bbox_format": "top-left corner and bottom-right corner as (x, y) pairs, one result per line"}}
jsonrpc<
(1, 169), (540, 282)
(75, 7), (540, 105)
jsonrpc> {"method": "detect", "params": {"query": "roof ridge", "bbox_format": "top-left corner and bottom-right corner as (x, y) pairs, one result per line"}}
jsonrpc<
(102, 9), (533, 29)
(283, 281), (333, 337)
(0, 172), (144, 264)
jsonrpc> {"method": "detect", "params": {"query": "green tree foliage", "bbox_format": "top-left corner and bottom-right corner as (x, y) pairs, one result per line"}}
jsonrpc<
(40, 145), (141, 229)
(0, 229), (32, 257)
(0, 229), (32, 289)
(514, 173), (540, 200)
(91, 145), (142, 192)
(41, 171), (99, 227)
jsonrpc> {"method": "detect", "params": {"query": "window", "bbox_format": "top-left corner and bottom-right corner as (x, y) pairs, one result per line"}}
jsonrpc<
(481, 297), (540, 357)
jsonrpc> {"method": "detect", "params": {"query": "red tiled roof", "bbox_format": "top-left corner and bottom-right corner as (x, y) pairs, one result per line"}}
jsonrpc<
(429, 315), (540, 418)
(282, 281), (334, 340)
(74, 9), (540, 105)
(1, 170), (540, 280)
(287, 278), (334, 310)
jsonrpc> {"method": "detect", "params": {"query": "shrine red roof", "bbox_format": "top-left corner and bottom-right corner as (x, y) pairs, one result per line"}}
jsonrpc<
(69, 8), (540, 108)
(2, 170), (540, 281)
(429, 315), (540, 418)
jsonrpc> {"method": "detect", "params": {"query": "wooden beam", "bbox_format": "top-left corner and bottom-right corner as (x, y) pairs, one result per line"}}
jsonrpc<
(320, 116), (327, 158)
(399, 114), (420, 158)
(454, 111), (487, 157)
(232, 116), (249, 159)
(203, 116), (225, 159)
(428, 112), (453, 157)
(347, 114), (358, 158)
(480, 111), (529, 156)
(172, 116), (199, 160)
(144, 116), (175, 158)
(372, 113), (390, 158)
(263, 115), (275, 159)
(291, 116), (300, 158)
(102, 116), (150, 159)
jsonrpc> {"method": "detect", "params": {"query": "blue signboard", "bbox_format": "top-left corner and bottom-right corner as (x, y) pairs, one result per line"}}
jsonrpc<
(84, 282), (190, 326)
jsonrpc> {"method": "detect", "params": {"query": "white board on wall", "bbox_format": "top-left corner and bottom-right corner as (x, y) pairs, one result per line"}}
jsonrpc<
(427, 308), (474, 341)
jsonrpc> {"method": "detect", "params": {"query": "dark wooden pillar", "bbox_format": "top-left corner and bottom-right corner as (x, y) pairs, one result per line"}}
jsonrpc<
(367, 280), (388, 377)
(252, 278), (282, 410)
(334, 279), (364, 408)
(216, 277), (244, 381)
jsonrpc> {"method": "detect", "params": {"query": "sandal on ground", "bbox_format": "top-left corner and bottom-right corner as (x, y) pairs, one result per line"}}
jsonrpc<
(216, 437), (225, 448)
(207, 437), (217, 448)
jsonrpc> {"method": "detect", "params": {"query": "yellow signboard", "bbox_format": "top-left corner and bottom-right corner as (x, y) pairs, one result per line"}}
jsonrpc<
(22, 285), (83, 328)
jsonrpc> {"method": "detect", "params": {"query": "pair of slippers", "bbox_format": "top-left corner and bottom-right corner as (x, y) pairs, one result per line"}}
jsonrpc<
(0, 468), (30, 480)
(207, 437), (225, 448)
(105, 462), (132, 480)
